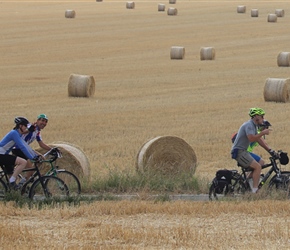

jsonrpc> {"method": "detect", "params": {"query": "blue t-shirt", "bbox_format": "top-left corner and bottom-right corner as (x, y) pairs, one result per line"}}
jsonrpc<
(0, 129), (37, 160)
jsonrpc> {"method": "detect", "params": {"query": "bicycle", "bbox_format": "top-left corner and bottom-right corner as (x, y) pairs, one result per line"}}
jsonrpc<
(0, 157), (69, 201)
(209, 150), (290, 200)
(18, 147), (81, 197)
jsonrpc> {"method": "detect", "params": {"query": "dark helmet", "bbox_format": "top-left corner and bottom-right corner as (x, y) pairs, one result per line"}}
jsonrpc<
(262, 120), (271, 128)
(258, 120), (271, 131)
(14, 116), (29, 126)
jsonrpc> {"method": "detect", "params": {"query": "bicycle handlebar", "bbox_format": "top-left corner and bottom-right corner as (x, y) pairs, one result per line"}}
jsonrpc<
(32, 147), (62, 164)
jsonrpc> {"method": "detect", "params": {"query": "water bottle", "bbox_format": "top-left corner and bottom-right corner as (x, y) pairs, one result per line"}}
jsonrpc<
(260, 174), (264, 184)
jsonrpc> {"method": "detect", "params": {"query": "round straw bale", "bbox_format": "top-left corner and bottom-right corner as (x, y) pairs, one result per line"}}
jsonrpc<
(277, 52), (290, 67)
(200, 47), (215, 60)
(68, 74), (95, 97)
(264, 78), (290, 103)
(158, 4), (165, 11)
(237, 5), (246, 13)
(96, 0), (103, 2)
(169, 0), (176, 4)
(170, 46), (185, 60)
(167, 7), (177, 16)
(136, 136), (197, 176)
(251, 9), (259, 17)
(35, 142), (91, 179)
(65, 10), (76, 18)
(268, 14), (277, 22)
(275, 9), (284, 17)
(126, 1), (135, 9)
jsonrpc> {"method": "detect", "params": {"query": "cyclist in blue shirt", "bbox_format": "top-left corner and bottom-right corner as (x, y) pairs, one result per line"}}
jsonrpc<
(12, 114), (51, 180)
(0, 117), (39, 189)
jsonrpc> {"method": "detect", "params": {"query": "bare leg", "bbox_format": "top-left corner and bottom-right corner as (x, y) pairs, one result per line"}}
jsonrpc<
(23, 160), (33, 179)
(248, 159), (265, 179)
(249, 160), (262, 192)
(10, 157), (27, 182)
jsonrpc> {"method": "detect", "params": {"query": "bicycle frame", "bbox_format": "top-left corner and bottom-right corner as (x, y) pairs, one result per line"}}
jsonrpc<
(239, 154), (283, 190)
(209, 151), (289, 200)
(18, 148), (63, 179)
(0, 161), (55, 198)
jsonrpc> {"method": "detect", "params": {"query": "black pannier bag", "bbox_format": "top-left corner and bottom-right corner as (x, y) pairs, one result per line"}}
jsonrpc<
(279, 152), (289, 165)
(214, 169), (233, 194)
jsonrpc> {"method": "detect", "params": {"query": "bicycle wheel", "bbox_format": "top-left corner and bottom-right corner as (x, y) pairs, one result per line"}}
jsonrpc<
(0, 179), (8, 200)
(53, 170), (81, 197)
(29, 176), (69, 201)
(268, 172), (290, 198)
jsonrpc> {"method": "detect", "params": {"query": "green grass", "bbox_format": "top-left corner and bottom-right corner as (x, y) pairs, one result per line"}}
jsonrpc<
(88, 168), (209, 194)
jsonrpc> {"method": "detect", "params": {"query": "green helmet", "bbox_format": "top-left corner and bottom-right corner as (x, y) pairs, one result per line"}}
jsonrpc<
(249, 108), (265, 117)
(37, 114), (48, 121)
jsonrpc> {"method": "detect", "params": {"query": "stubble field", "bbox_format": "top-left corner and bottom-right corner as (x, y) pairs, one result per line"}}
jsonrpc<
(1, 0), (290, 249)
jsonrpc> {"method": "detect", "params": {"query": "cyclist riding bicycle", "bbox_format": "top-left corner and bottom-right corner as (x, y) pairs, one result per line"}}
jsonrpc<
(232, 120), (272, 166)
(12, 114), (51, 180)
(0, 117), (40, 189)
(231, 108), (276, 193)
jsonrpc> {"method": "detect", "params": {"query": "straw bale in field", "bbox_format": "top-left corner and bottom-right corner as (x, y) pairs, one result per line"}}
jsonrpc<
(158, 4), (165, 12)
(275, 9), (284, 17)
(277, 52), (290, 67)
(268, 14), (277, 22)
(200, 47), (215, 60)
(169, 0), (176, 4)
(237, 6), (246, 13)
(35, 142), (90, 179)
(167, 7), (177, 16)
(126, 2), (135, 9)
(264, 78), (290, 103)
(136, 136), (197, 176)
(65, 10), (76, 18)
(170, 46), (185, 60)
(68, 74), (95, 97)
(251, 9), (258, 17)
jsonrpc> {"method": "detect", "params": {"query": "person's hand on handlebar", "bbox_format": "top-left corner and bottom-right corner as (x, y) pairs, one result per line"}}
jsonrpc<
(268, 149), (279, 158)
(32, 154), (45, 162)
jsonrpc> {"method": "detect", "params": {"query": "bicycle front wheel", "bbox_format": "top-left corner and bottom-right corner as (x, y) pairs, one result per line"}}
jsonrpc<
(268, 172), (290, 198)
(54, 170), (81, 197)
(29, 176), (69, 201)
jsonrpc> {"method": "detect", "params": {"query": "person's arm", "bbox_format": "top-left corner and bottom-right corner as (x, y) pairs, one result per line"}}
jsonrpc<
(38, 140), (51, 151)
(256, 137), (271, 152)
(247, 128), (270, 142)
(12, 131), (37, 160)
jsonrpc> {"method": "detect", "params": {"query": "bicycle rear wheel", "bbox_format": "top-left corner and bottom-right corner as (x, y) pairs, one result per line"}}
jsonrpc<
(53, 170), (81, 197)
(29, 176), (69, 201)
(0, 179), (8, 200)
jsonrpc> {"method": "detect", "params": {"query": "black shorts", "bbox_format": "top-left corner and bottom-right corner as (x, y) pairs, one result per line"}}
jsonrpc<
(0, 154), (17, 174)
(11, 148), (28, 160)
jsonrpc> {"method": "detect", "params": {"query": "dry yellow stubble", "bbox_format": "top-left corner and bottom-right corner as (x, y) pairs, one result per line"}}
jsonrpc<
(2, 1), (290, 247)
(1, 200), (290, 249)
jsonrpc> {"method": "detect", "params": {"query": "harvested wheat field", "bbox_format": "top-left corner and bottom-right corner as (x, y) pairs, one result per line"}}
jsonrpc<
(1, 0), (290, 248)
